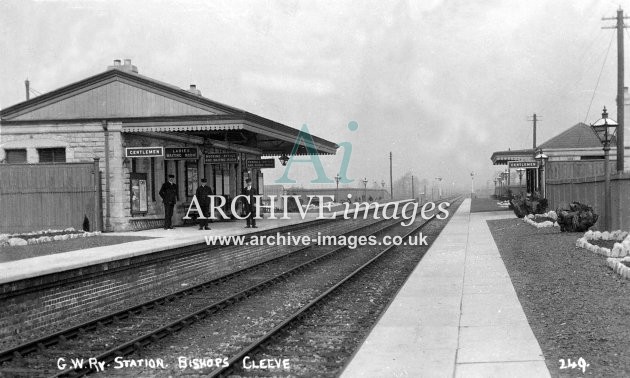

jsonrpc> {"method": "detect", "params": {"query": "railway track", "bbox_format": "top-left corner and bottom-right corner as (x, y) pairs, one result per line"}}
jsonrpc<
(207, 197), (463, 377)
(96, 196), (461, 377)
(0, 199), (441, 377)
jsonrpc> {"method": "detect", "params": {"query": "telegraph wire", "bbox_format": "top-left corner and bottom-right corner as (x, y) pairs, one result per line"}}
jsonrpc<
(584, 30), (615, 123)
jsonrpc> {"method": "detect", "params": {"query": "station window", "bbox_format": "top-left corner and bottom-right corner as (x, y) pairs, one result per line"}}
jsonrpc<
(38, 148), (66, 163)
(185, 161), (198, 197)
(5, 149), (27, 163)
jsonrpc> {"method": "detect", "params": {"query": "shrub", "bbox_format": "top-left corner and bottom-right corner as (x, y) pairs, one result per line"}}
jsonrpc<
(510, 194), (532, 218)
(534, 198), (548, 214)
(556, 202), (599, 232)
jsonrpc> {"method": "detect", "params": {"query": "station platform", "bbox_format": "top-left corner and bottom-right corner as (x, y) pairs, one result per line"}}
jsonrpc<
(0, 213), (321, 285)
(342, 199), (551, 378)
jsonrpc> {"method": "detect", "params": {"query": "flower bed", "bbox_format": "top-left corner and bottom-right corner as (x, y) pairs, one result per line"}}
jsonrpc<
(576, 230), (630, 280)
(606, 257), (630, 280)
(0, 228), (102, 247)
(575, 230), (630, 258)
(523, 211), (559, 228)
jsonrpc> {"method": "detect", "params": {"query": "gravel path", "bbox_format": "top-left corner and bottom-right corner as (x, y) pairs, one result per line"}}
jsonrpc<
(488, 219), (630, 377)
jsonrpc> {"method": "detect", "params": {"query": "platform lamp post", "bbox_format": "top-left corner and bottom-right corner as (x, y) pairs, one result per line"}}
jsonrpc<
(362, 177), (368, 201)
(535, 151), (548, 198)
(470, 172), (475, 198)
(503, 169), (509, 197)
(411, 175), (415, 200)
(516, 168), (525, 195)
(435, 177), (443, 199)
(334, 173), (341, 202)
(591, 106), (618, 231)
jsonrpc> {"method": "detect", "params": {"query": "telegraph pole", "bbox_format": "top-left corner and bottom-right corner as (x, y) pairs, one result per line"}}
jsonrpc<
(389, 152), (393, 199)
(527, 113), (541, 153)
(603, 7), (628, 172)
(528, 113), (541, 191)
(411, 175), (415, 199)
(533, 114), (536, 151)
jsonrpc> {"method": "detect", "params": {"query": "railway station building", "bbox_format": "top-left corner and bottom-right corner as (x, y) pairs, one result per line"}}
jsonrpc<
(490, 122), (619, 195)
(491, 120), (630, 229)
(0, 59), (338, 232)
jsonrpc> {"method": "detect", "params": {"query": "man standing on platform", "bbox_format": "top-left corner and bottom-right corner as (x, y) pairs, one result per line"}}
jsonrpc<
(242, 178), (258, 228)
(159, 174), (178, 230)
(195, 178), (214, 230)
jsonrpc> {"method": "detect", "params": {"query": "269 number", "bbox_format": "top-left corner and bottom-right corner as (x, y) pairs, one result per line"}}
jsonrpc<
(559, 357), (589, 373)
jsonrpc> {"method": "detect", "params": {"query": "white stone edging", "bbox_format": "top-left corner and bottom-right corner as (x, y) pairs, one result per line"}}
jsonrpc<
(523, 211), (559, 228)
(575, 230), (630, 258)
(606, 257), (630, 280)
(0, 228), (102, 247)
(497, 200), (510, 208)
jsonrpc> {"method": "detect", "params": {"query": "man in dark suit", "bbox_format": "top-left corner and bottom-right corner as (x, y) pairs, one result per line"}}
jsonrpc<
(159, 174), (178, 229)
(241, 178), (258, 228)
(195, 178), (214, 230)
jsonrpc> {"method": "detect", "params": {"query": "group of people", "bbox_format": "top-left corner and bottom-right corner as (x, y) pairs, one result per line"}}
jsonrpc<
(158, 175), (258, 230)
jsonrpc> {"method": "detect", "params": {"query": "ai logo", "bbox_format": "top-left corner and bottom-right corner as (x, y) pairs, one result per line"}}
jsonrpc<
(275, 121), (358, 184)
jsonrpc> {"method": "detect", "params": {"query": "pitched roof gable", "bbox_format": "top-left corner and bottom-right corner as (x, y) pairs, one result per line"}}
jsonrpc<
(0, 69), (239, 121)
(538, 122), (614, 149)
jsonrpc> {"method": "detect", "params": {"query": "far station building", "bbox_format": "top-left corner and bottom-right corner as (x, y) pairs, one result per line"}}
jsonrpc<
(490, 122), (620, 196)
(491, 121), (628, 196)
(0, 59), (338, 232)
(491, 122), (610, 194)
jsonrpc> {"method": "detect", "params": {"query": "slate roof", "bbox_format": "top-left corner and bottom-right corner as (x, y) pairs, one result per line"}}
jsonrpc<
(538, 122), (616, 149)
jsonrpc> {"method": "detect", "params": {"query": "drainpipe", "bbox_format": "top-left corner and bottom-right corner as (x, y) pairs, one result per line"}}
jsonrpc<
(102, 120), (111, 231)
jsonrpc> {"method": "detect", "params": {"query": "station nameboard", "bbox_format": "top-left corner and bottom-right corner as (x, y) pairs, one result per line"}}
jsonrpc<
(165, 147), (198, 160)
(508, 161), (539, 168)
(246, 159), (276, 169)
(125, 147), (164, 158)
(204, 152), (238, 164)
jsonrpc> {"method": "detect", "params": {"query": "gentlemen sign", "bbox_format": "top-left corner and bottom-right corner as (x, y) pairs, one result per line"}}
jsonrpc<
(165, 147), (198, 160)
(246, 159), (275, 169)
(125, 147), (164, 158)
(204, 152), (238, 164)
(508, 161), (539, 168)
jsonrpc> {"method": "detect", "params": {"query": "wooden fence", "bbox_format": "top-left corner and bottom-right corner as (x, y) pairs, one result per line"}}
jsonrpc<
(546, 160), (630, 231)
(0, 161), (101, 233)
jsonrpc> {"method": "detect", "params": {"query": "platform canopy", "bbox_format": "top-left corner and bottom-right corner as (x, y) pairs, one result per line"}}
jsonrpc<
(490, 148), (535, 165)
(0, 64), (338, 156)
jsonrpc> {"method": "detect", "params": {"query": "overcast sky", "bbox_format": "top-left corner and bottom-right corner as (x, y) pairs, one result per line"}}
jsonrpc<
(0, 0), (625, 192)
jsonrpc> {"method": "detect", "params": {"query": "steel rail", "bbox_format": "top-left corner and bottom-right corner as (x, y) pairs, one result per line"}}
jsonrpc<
(207, 209), (445, 377)
(49, 211), (413, 377)
(0, 214), (360, 365)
